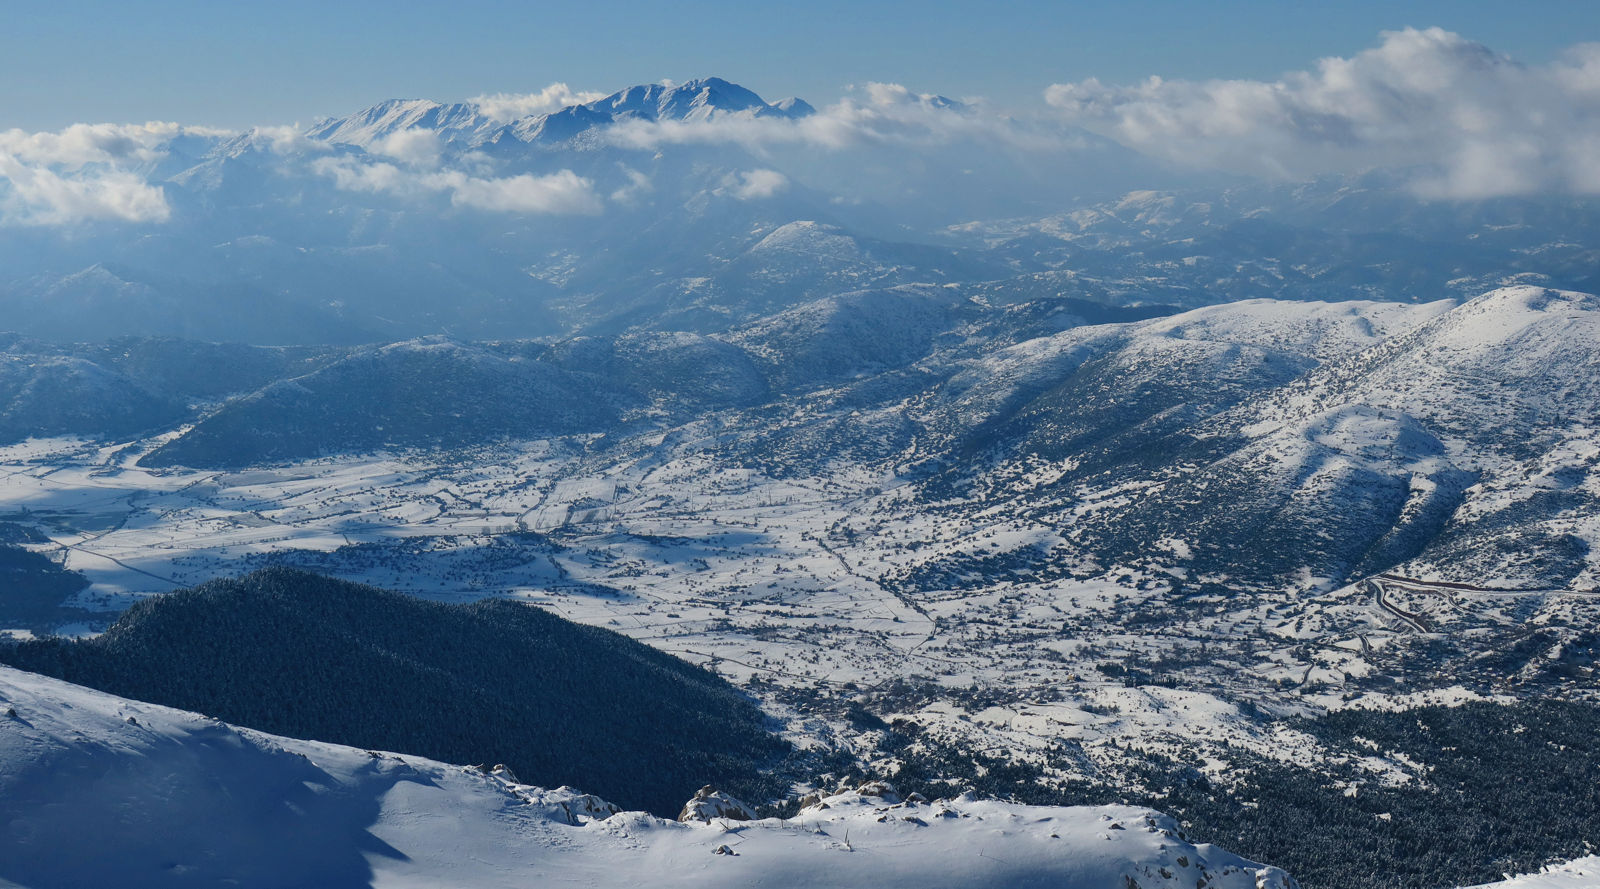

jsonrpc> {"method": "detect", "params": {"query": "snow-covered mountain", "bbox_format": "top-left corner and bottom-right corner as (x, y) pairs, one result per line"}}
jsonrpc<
(898, 287), (1600, 592)
(305, 97), (500, 147)
(6, 76), (1600, 347)
(0, 664), (1297, 888)
(307, 77), (813, 151)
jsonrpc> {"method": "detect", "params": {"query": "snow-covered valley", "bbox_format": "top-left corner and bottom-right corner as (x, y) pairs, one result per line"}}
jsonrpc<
(1, 287), (1597, 889)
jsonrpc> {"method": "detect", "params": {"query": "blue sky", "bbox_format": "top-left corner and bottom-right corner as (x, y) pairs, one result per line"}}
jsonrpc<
(6, 0), (1600, 129)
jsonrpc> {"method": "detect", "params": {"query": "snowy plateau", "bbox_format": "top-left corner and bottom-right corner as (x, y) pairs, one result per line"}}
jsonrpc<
(3, 77), (1600, 889)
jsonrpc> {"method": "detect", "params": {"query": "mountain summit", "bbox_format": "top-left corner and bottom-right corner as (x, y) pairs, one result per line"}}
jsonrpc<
(585, 77), (812, 122)
(308, 77), (812, 149)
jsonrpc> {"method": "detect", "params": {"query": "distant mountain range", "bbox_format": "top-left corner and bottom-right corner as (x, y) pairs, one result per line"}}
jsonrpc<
(4, 78), (1599, 346)
(306, 77), (815, 149)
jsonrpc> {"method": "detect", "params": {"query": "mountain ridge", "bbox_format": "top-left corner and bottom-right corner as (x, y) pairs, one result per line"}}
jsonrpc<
(307, 76), (815, 151)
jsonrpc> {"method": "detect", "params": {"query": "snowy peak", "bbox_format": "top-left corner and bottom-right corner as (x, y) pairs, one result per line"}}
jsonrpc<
(1412, 285), (1600, 358)
(748, 220), (862, 258)
(306, 98), (494, 147)
(507, 103), (614, 143)
(307, 78), (812, 150)
(586, 77), (807, 122)
(771, 96), (816, 117)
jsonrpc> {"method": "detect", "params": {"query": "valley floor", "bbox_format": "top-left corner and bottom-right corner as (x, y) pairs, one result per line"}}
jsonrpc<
(1, 430), (1587, 793)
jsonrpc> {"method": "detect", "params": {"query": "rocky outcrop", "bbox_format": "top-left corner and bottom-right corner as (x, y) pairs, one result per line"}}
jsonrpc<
(677, 785), (757, 823)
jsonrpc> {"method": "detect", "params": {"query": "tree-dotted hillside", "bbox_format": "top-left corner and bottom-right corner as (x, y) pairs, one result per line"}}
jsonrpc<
(0, 544), (94, 633)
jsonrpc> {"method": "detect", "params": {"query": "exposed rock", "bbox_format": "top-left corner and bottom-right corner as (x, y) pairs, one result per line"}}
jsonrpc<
(855, 780), (901, 803)
(678, 785), (757, 823)
(550, 788), (621, 824)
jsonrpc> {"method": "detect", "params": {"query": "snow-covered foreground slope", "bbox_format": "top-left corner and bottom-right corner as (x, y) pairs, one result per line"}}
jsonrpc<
(1467, 859), (1600, 889)
(0, 665), (1295, 889)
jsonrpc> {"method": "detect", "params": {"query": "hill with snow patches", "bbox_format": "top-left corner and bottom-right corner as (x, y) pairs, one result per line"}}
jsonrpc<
(0, 664), (1296, 889)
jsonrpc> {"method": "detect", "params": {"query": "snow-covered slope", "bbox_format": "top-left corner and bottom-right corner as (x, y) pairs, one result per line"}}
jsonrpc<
(1266, 286), (1600, 452)
(305, 98), (497, 147)
(913, 288), (1600, 589)
(1466, 859), (1600, 889)
(0, 665), (1296, 888)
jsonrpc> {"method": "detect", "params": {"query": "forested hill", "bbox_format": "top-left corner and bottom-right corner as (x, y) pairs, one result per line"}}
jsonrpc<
(0, 567), (787, 816)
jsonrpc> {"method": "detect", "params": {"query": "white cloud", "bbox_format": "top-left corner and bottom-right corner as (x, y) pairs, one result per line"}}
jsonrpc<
(599, 86), (1049, 155)
(311, 156), (417, 194)
(721, 168), (788, 200)
(370, 128), (443, 167)
(864, 82), (919, 107)
(0, 122), (185, 169)
(0, 122), (199, 224)
(246, 125), (331, 156)
(1044, 28), (1600, 198)
(859, 82), (964, 111)
(0, 154), (170, 225)
(610, 165), (653, 203)
(431, 169), (602, 214)
(313, 155), (601, 214)
(469, 83), (607, 121)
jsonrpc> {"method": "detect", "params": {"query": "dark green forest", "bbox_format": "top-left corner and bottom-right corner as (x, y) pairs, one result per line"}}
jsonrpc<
(0, 567), (788, 816)
(832, 696), (1600, 889)
(0, 540), (95, 633)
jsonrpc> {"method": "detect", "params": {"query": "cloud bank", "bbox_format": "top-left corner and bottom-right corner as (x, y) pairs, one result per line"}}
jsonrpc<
(1045, 27), (1600, 198)
(0, 156), (171, 225)
(13, 29), (1600, 227)
(0, 123), (196, 224)
(312, 156), (602, 214)
(602, 81), (1054, 154)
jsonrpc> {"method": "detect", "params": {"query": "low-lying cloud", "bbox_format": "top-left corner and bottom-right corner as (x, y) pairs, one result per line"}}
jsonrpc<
(370, 128), (443, 167)
(0, 122), (188, 168)
(436, 169), (602, 214)
(13, 29), (1600, 228)
(312, 156), (602, 214)
(0, 122), (198, 224)
(602, 82), (1057, 154)
(721, 168), (788, 200)
(1045, 27), (1600, 198)
(469, 83), (608, 122)
(0, 156), (171, 225)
